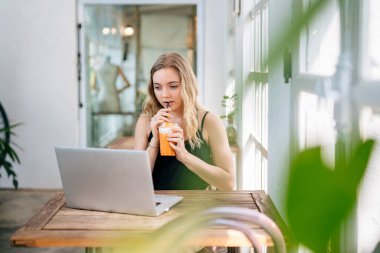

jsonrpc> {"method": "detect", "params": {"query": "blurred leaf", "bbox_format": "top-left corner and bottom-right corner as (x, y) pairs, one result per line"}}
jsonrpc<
(0, 102), (22, 189)
(220, 93), (238, 121)
(3, 160), (15, 176)
(286, 139), (375, 252)
(13, 178), (18, 189)
(8, 146), (21, 163)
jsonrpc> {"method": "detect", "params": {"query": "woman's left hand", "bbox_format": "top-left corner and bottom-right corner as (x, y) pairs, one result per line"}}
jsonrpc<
(167, 125), (189, 162)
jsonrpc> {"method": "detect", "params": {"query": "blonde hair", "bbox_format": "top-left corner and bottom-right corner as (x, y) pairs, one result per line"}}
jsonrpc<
(143, 52), (202, 149)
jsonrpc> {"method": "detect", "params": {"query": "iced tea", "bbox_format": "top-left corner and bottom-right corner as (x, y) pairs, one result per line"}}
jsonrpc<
(158, 123), (177, 156)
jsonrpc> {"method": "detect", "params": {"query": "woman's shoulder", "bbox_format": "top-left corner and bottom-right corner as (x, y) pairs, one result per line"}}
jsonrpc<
(197, 109), (224, 144)
(199, 109), (220, 123)
(136, 114), (151, 135)
(137, 113), (150, 122)
(198, 109), (224, 133)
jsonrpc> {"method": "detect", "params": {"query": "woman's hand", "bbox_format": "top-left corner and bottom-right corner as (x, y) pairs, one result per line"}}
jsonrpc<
(150, 108), (172, 140)
(168, 125), (189, 162)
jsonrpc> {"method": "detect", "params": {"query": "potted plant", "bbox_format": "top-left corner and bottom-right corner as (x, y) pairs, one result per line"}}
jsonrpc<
(221, 94), (238, 145)
(0, 102), (21, 189)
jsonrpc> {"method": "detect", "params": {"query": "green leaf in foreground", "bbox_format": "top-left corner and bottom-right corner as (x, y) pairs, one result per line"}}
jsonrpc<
(286, 139), (375, 252)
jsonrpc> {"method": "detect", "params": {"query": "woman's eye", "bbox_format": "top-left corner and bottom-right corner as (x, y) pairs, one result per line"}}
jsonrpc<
(154, 86), (161, 90)
(170, 85), (178, 89)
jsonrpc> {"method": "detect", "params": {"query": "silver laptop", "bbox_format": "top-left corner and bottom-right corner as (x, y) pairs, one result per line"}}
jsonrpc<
(55, 146), (183, 216)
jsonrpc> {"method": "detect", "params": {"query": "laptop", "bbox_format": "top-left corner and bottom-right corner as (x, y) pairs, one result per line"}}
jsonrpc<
(55, 146), (183, 216)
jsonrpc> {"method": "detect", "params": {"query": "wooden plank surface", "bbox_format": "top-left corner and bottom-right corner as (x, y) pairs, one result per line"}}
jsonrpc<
(23, 192), (65, 230)
(251, 190), (291, 242)
(45, 191), (259, 231)
(11, 190), (282, 248)
(11, 227), (272, 247)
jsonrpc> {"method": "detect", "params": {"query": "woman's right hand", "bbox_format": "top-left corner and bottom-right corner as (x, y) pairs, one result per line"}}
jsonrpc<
(150, 108), (172, 140)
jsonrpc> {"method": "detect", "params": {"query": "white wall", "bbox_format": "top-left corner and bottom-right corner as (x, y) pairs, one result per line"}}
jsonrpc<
(267, 0), (292, 219)
(0, 0), (79, 188)
(0, 0), (231, 189)
(203, 0), (230, 116)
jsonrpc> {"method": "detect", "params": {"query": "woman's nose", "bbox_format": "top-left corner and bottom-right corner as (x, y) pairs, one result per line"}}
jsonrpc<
(162, 87), (170, 97)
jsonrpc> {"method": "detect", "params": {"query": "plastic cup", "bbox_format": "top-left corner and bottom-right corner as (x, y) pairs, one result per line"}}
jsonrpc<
(158, 122), (177, 156)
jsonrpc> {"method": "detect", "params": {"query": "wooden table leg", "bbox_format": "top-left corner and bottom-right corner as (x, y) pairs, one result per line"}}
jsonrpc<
(85, 248), (102, 253)
(85, 247), (114, 253)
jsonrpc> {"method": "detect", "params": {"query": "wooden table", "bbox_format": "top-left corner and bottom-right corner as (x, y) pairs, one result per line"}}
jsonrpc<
(11, 190), (288, 251)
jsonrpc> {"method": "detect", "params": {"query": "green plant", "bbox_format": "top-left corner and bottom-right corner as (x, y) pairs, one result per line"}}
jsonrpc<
(0, 102), (21, 189)
(221, 94), (238, 145)
(221, 93), (237, 125)
(286, 139), (375, 252)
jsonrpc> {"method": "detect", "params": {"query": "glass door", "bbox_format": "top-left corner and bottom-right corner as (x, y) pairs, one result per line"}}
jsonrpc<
(77, 1), (200, 148)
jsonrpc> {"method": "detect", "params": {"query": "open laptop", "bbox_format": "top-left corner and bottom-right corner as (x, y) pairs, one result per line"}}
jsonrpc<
(55, 146), (183, 216)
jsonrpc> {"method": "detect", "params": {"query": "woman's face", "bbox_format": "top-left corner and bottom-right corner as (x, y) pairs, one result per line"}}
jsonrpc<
(152, 67), (183, 111)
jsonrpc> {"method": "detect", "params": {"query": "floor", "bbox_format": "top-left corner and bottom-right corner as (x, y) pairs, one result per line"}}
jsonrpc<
(0, 189), (83, 253)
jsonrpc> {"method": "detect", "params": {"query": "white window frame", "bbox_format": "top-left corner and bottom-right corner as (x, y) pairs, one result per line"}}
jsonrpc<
(235, 0), (268, 190)
(291, 0), (380, 251)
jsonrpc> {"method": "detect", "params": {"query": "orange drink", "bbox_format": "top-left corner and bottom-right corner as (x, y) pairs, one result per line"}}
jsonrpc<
(158, 122), (177, 156)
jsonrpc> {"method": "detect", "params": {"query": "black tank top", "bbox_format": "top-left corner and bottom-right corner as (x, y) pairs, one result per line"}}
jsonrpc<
(148, 112), (212, 190)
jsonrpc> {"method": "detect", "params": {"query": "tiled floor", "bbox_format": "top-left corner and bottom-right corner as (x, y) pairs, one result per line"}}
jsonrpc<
(0, 189), (82, 253)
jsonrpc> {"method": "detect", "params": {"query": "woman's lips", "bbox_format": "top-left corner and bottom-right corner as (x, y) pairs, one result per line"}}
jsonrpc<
(164, 102), (173, 108)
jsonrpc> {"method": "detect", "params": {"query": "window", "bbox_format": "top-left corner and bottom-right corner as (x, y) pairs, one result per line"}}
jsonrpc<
(366, 0), (380, 79)
(299, 0), (340, 75)
(293, 0), (380, 251)
(249, 0), (269, 191)
(236, 0), (268, 190)
(294, 0), (340, 153)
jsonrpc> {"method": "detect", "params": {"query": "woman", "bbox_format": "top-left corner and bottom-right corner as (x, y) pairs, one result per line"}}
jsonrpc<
(134, 52), (235, 190)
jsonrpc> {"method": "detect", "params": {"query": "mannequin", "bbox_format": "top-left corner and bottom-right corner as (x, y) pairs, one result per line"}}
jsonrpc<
(92, 56), (131, 113)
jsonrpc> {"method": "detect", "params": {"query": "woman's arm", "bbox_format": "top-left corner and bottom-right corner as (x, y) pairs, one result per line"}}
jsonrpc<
(172, 112), (236, 190)
(134, 115), (159, 171)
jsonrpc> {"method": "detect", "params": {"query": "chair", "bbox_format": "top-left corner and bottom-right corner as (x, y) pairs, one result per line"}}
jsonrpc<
(117, 206), (286, 253)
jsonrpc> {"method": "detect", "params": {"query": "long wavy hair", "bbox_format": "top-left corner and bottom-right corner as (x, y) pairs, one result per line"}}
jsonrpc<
(143, 52), (203, 149)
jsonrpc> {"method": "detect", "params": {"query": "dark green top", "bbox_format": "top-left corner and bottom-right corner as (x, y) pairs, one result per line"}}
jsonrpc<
(148, 112), (212, 190)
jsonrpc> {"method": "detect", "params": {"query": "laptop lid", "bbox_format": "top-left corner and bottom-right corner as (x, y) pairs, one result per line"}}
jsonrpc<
(55, 146), (182, 216)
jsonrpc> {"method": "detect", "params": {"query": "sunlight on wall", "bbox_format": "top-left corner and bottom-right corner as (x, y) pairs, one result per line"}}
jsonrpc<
(301, 0), (340, 76)
(368, 0), (380, 79)
(358, 107), (380, 252)
(298, 91), (336, 166)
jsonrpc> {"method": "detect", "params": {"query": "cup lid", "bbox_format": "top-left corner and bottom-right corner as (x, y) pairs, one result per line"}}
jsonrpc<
(158, 122), (178, 128)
